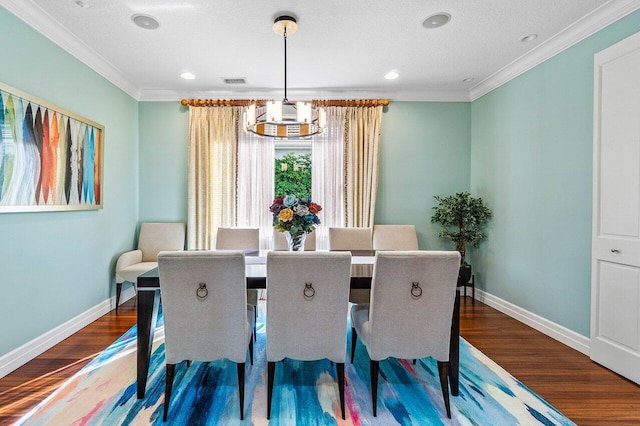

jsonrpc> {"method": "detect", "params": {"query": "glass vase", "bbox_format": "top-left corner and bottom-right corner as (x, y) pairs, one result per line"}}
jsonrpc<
(284, 231), (307, 251)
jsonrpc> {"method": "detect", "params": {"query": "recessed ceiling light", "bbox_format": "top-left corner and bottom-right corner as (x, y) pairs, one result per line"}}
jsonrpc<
(422, 13), (451, 29)
(132, 14), (160, 30)
(180, 72), (195, 80)
(463, 77), (475, 83)
(520, 34), (538, 42)
(384, 71), (399, 80)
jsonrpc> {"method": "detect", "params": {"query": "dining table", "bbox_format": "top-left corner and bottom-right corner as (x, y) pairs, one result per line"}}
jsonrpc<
(135, 250), (461, 399)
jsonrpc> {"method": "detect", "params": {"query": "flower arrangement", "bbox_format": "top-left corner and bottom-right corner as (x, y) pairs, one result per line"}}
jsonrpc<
(270, 194), (322, 235)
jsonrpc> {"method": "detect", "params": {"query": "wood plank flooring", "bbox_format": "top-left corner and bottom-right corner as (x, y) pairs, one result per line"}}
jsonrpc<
(1, 296), (639, 425)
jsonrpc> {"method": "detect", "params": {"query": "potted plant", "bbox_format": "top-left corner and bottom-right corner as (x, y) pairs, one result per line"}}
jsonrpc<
(430, 192), (492, 285)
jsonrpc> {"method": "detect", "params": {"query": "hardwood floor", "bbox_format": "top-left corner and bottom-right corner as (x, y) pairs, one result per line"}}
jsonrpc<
(1, 296), (639, 425)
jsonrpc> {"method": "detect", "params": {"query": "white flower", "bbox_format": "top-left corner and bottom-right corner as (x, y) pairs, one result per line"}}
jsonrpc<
(294, 204), (309, 216)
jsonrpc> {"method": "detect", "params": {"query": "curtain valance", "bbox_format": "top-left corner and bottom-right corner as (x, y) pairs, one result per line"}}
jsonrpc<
(181, 99), (389, 108)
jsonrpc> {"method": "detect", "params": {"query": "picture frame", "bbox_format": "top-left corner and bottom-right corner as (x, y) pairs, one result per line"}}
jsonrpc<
(0, 81), (104, 213)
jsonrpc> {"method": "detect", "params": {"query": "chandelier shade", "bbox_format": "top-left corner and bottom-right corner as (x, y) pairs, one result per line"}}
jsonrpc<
(244, 15), (326, 139)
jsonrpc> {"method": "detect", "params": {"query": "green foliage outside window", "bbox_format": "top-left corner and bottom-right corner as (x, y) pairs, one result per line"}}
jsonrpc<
(274, 152), (312, 198)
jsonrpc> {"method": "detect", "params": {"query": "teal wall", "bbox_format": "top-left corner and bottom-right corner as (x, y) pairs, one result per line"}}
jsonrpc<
(377, 102), (471, 249)
(0, 8), (139, 357)
(138, 103), (189, 222)
(470, 10), (640, 336)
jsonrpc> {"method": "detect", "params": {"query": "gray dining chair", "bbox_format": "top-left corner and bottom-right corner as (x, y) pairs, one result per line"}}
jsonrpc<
(115, 222), (186, 311)
(372, 224), (419, 250)
(216, 227), (260, 339)
(266, 251), (352, 420)
(350, 250), (461, 418)
(329, 227), (373, 304)
(158, 250), (254, 422)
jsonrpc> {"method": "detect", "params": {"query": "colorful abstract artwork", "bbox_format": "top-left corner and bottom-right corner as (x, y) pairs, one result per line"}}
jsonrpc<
(0, 82), (103, 212)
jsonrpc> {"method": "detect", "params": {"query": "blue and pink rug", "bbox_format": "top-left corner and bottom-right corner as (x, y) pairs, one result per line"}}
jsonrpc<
(18, 305), (574, 425)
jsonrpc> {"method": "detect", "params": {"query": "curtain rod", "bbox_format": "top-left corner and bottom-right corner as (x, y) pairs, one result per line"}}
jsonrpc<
(180, 99), (389, 107)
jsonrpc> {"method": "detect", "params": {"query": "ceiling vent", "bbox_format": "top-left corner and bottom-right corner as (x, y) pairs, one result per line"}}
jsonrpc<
(222, 77), (247, 84)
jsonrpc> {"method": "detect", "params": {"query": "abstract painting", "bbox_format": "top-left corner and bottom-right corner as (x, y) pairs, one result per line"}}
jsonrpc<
(0, 82), (103, 212)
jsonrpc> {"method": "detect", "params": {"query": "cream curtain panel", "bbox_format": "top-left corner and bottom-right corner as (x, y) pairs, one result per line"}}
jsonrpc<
(236, 128), (275, 249)
(187, 106), (241, 249)
(344, 106), (383, 227)
(311, 107), (345, 250)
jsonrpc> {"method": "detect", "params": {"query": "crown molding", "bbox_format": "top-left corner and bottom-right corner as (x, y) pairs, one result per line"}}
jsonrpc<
(1, 0), (141, 100)
(470, 0), (640, 101)
(4, 0), (638, 105)
(139, 88), (471, 103)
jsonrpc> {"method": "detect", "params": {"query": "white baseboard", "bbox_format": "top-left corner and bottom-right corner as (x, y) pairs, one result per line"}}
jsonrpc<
(0, 286), (136, 379)
(474, 288), (591, 355)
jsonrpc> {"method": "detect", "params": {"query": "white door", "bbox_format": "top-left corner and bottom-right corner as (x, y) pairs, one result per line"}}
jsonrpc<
(591, 30), (640, 385)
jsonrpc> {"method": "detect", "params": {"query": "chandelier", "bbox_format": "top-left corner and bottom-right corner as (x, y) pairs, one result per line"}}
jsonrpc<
(244, 16), (326, 139)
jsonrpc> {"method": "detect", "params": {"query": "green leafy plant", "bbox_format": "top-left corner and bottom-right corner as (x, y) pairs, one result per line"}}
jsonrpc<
(431, 192), (492, 264)
(274, 153), (312, 199)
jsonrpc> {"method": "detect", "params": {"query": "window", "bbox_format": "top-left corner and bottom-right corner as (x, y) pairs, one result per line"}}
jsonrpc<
(274, 140), (312, 199)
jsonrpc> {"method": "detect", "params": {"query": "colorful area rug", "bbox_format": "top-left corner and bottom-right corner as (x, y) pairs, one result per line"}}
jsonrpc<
(18, 305), (574, 425)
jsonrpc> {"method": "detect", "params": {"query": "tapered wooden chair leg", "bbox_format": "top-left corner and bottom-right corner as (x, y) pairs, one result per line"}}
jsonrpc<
(237, 363), (245, 420)
(337, 362), (346, 420)
(350, 328), (357, 363)
(115, 283), (122, 312)
(163, 364), (175, 422)
(267, 361), (276, 419)
(249, 335), (254, 365)
(437, 361), (452, 418)
(370, 360), (379, 416)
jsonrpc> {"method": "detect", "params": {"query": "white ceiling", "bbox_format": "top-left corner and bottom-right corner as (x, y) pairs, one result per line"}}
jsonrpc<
(2, 0), (639, 101)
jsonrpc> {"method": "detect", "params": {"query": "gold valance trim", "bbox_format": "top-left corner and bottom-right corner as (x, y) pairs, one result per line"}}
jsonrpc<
(180, 99), (389, 107)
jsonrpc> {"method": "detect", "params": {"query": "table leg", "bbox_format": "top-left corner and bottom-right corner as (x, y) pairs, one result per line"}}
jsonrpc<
(137, 289), (160, 399)
(449, 289), (460, 396)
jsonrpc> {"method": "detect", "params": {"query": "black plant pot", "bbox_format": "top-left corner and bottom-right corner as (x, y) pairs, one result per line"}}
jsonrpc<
(458, 265), (472, 287)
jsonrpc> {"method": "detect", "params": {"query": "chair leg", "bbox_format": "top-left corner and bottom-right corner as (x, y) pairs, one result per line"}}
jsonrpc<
(471, 274), (475, 305)
(254, 308), (257, 342)
(370, 360), (379, 417)
(249, 334), (254, 366)
(115, 282), (122, 312)
(186, 360), (191, 368)
(337, 362), (346, 420)
(163, 363), (175, 422)
(412, 359), (417, 365)
(237, 362), (245, 420)
(437, 361), (452, 419)
(267, 361), (276, 419)
(350, 327), (357, 363)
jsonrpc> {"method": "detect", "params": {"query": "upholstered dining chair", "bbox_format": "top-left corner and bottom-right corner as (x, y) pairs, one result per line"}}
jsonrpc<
(350, 250), (461, 418)
(272, 228), (317, 251)
(329, 227), (373, 304)
(216, 227), (260, 339)
(115, 222), (186, 311)
(157, 251), (254, 422)
(328, 227), (373, 251)
(215, 227), (260, 251)
(266, 251), (352, 420)
(372, 224), (419, 251)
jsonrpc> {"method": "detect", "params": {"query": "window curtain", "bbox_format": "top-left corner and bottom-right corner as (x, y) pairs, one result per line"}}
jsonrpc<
(311, 106), (345, 250)
(344, 106), (383, 227)
(236, 123), (275, 249)
(187, 106), (241, 249)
